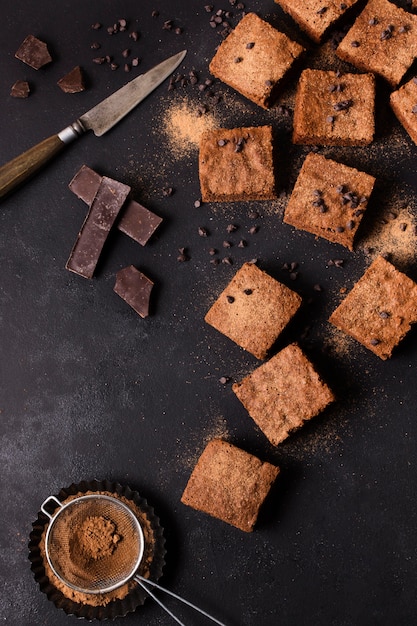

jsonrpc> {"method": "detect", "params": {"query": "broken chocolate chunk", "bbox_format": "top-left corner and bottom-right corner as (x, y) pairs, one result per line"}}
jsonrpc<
(113, 265), (154, 318)
(57, 66), (85, 93)
(66, 176), (130, 279)
(68, 165), (162, 246)
(10, 80), (30, 98)
(15, 35), (52, 70)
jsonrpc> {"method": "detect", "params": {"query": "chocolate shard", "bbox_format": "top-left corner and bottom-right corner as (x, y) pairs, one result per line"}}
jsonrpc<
(66, 176), (131, 279)
(113, 265), (154, 318)
(10, 80), (30, 98)
(57, 66), (85, 93)
(15, 35), (52, 70)
(68, 165), (162, 246)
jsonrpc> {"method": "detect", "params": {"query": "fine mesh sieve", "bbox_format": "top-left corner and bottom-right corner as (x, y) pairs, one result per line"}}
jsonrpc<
(41, 493), (226, 626)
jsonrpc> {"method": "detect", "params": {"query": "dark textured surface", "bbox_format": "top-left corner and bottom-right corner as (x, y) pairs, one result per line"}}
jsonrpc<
(1, 1), (417, 625)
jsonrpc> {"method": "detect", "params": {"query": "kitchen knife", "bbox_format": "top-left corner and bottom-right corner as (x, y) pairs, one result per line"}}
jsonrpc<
(0, 49), (186, 200)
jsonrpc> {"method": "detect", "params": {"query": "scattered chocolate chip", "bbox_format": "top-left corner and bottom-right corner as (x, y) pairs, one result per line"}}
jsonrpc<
(289, 271), (299, 280)
(248, 210), (259, 219)
(290, 262), (298, 271)
(210, 258), (220, 265)
(380, 28), (393, 40)
(93, 56), (106, 64)
(217, 139), (228, 146)
(162, 187), (174, 197)
(194, 199), (201, 208)
(130, 31), (140, 41)
(313, 284), (323, 292)
(198, 227), (209, 237)
(370, 338), (381, 346)
(246, 42), (255, 49)
(226, 224), (237, 233)
(351, 40), (360, 47)
(334, 259), (344, 267)
(222, 257), (233, 265)
(205, 5), (214, 12)
(124, 63), (131, 72)
(152, 10), (160, 17)
(163, 20), (173, 30)
(238, 239), (247, 248)
(110, 63), (119, 70)
(369, 17), (378, 26)
(219, 376), (230, 384)
(326, 115), (335, 123)
(223, 240), (232, 248)
(346, 220), (355, 230)
(132, 57), (140, 67)
(316, 6), (327, 15)
(10, 80), (30, 98)
(90, 42), (101, 50)
(209, 248), (217, 255)
(399, 222), (408, 231)
(336, 184), (346, 194)
(91, 22), (102, 30)
(177, 248), (189, 262)
(122, 49), (131, 58)
(249, 225), (259, 234)
(277, 104), (291, 116)
(244, 288), (253, 295)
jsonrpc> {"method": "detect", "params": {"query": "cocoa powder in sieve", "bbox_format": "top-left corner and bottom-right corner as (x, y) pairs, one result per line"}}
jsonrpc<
(40, 491), (158, 607)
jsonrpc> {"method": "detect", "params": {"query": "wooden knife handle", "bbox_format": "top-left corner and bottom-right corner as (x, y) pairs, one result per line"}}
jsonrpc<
(0, 134), (67, 200)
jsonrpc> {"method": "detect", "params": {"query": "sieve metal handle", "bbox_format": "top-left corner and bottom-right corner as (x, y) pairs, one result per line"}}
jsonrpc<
(134, 574), (227, 626)
(40, 495), (63, 519)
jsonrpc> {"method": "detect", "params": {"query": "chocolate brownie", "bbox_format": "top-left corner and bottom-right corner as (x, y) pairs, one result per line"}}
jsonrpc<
(293, 69), (375, 146)
(390, 77), (417, 146)
(199, 126), (276, 202)
(204, 262), (302, 360)
(274, 0), (360, 43)
(233, 343), (335, 446)
(336, 0), (417, 87)
(283, 152), (376, 250)
(209, 12), (304, 109)
(181, 439), (280, 532)
(329, 256), (417, 359)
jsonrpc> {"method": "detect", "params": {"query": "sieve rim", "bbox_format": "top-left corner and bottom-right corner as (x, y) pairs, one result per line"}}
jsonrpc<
(44, 493), (145, 595)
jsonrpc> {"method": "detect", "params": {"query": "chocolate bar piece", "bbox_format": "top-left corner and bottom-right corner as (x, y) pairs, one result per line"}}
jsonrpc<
(66, 176), (131, 278)
(57, 66), (85, 93)
(10, 80), (30, 98)
(113, 265), (153, 318)
(68, 165), (162, 246)
(15, 35), (52, 70)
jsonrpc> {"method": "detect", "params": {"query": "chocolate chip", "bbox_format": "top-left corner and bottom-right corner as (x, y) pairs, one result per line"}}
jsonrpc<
(244, 288), (253, 295)
(340, 3), (347, 9)
(336, 184), (346, 194)
(411, 105), (417, 114)
(122, 49), (130, 58)
(265, 79), (273, 87)
(91, 22), (102, 30)
(313, 284), (323, 292)
(379, 311), (390, 319)
(219, 376), (230, 384)
(226, 224), (237, 233)
(246, 42), (255, 49)
(334, 259), (344, 267)
(205, 5), (214, 11)
(369, 17), (378, 26)
(198, 227), (209, 237)
(346, 220), (355, 230)
(209, 248), (217, 256)
(326, 115), (335, 123)
(370, 338), (381, 346)
(234, 56), (243, 63)
(130, 31), (140, 41)
(289, 272), (299, 280)
(238, 239), (247, 248)
(222, 257), (233, 265)
(210, 258), (220, 265)
(90, 42), (101, 50)
(351, 40), (360, 47)
(93, 56), (106, 64)
(399, 222), (408, 231)
(194, 200), (201, 208)
(380, 28), (393, 40)
(249, 225), (259, 234)
(110, 63), (119, 71)
(223, 240), (232, 248)
(124, 63), (131, 72)
(316, 7), (327, 15)
(290, 262), (298, 271)
(162, 187), (174, 196)
(218, 139), (228, 146)
(226, 295), (235, 303)
(248, 210), (259, 219)
(333, 99), (353, 111)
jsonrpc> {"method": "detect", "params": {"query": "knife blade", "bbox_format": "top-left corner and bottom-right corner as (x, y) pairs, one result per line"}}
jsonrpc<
(0, 50), (186, 200)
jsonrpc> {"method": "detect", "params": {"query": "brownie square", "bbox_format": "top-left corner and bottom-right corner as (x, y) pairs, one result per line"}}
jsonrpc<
(209, 12), (304, 109)
(181, 439), (280, 532)
(199, 126), (276, 202)
(390, 77), (417, 146)
(233, 344), (335, 446)
(283, 152), (376, 250)
(204, 262), (302, 360)
(274, 0), (361, 44)
(336, 0), (417, 87)
(293, 69), (375, 146)
(329, 256), (417, 359)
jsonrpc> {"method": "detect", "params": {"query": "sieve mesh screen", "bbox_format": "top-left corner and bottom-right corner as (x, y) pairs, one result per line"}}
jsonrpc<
(45, 495), (144, 594)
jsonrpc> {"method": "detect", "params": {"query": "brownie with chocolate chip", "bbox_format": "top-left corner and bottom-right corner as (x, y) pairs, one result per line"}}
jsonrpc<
(336, 0), (417, 87)
(232, 343), (335, 445)
(204, 262), (302, 360)
(293, 69), (375, 145)
(329, 256), (417, 359)
(199, 125), (276, 202)
(390, 76), (417, 145)
(283, 152), (376, 250)
(181, 439), (280, 532)
(274, 0), (361, 44)
(209, 12), (304, 109)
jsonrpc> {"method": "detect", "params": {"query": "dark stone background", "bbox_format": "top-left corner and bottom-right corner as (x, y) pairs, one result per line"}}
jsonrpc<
(1, 1), (417, 624)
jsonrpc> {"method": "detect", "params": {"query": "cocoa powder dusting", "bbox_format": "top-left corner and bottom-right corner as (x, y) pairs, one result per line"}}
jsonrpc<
(76, 515), (121, 560)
